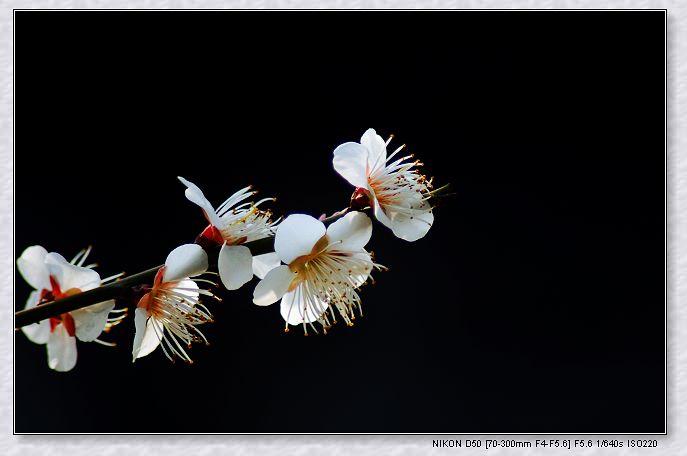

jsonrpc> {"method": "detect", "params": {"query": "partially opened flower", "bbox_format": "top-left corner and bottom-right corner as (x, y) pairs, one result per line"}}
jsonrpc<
(178, 177), (280, 290)
(132, 243), (217, 364)
(253, 212), (382, 334)
(17, 245), (123, 372)
(333, 128), (435, 242)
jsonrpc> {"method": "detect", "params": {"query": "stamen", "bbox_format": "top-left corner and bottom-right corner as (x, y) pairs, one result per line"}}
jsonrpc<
(101, 272), (125, 283)
(283, 242), (382, 334)
(93, 338), (117, 347)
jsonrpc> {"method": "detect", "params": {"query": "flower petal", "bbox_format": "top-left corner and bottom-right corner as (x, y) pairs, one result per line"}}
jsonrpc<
(218, 244), (254, 290)
(45, 253), (101, 291)
(333, 142), (370, 188)
(350, 251), (373, 287)
(389, 203), (434, 242)
(172, 279), (200, 301)
(360, 128), (388, 174)
(71, 299), (116, 342)
(280, 287), (329, 326)
(162, 244), (208, 282)
(178, 176), (223, 227)
(132, 308), (164, 361)
(253, 264), (296, 306)
(372, 196), (394, 230)
(47, 324), (77, 372)
(326, 211), (373, 252)
(274, 214), (326, 264)
(16, 245), (50, 291)
(21, 291), (50, 344)
(252, 252), (281, 279)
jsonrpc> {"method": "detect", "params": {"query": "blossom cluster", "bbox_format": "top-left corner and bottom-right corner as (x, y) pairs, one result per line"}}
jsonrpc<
(17, 129), (440, 371)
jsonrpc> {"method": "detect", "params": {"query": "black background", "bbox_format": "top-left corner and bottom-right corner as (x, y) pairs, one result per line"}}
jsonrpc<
(14, 11), (665, 433)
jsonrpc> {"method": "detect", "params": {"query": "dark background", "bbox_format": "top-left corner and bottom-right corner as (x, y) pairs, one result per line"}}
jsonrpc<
(14, 11), (665, 433)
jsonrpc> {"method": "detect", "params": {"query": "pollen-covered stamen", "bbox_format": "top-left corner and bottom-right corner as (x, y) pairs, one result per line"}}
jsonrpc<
(192, 184), (278, 247)
(70, 246), (93, 267)
(101, 272), (125, 283)
(367, 138), (435, 224)
(285, 235), (382, 334)
(215, 185), (254, 215)
(101, 307), (128, 334)
(137, 267), (218, 363)
(218, 202), (278, 245)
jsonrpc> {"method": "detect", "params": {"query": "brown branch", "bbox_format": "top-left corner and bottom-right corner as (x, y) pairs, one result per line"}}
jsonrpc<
(15, 210), (351, 329)
(15, 237), (274, 329)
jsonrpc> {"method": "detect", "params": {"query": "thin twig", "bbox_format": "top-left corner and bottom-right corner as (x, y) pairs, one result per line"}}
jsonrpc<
(15, 210), (351, 329)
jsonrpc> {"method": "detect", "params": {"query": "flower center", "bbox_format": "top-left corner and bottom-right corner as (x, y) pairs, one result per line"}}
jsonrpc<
(49, 313), (76, 336)
(40, 275), (80, 336)
(137, 266), (171, 318)
(287, 234), (332, 288)
(368, 175), (397, 206)
(281, 234), (376, 332)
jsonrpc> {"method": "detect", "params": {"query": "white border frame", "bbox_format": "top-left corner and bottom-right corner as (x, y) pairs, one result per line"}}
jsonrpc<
(3, 3), (678, 455)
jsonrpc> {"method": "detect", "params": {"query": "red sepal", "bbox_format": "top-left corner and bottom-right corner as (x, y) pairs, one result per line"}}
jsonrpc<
(350, 187), (372, 211)
(198, 224), (224, 246)
(62, 313), (76, 337)
(49, 275), (62, 297)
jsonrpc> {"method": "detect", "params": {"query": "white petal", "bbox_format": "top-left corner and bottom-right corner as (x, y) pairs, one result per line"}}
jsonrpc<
(173, 279), (200, 300)
(372, 196), (394, 230)
(326, 211), (373, 252)
(178, 176), (223, 227)
(71, 299), (116, 342)
(132, 308), (164, 361)
(16, 245), (50, 291)
(389, 204), (434, 242)
(274, 214), (326, 264)
(252, 252), (281, 279)
(253, 265), (296, 306)
(279, 288), (329, 326)
(163, 244), (208, 282)
(21, 291), (50, 344)
(332, 142), (370, 188)
(47, 325), (77, 372)
(218, 244), (254, 290)
(45, 253), (101, 291)
(350, 251), (373, 287)
(360, 128), (388, 174)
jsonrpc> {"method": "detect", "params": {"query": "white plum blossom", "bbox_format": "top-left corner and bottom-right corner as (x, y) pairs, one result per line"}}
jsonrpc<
(17, 245), (124, 372)
(132, 243), (217, 364)
(178, 176), (280, 291)
(333, 128), (434, 242)
(253, 212), (382, 334)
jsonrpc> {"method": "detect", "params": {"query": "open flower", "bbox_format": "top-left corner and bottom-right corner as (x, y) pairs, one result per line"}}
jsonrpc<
(253, 212), (381, 334)
(333, 128), (435, 242)
(132, 243), (217, 364)
(17, 245), (123, 372)
(178, 177), (280, 290)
